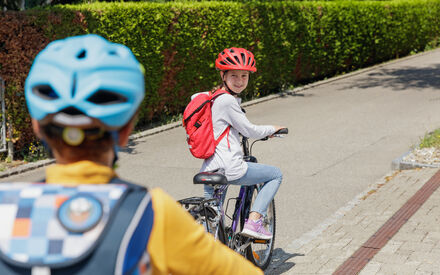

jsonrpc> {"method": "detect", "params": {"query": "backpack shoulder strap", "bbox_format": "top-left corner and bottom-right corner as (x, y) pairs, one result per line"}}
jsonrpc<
(215, 126), (231, 148)
(211, 89), (229, 100)
(212, 89), (232, 148)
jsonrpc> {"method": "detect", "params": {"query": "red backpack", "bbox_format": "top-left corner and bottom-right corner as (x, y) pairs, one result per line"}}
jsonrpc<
(183, 89), (230, 159)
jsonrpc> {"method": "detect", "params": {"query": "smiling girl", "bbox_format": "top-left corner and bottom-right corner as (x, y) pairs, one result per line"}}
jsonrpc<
(201, 47), (286, 240)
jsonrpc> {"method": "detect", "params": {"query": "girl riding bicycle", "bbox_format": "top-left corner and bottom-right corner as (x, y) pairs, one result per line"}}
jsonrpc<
(202, 47), (285, 240)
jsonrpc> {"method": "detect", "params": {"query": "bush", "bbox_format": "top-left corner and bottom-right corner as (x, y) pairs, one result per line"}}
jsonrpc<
(1, 0), (440, 156)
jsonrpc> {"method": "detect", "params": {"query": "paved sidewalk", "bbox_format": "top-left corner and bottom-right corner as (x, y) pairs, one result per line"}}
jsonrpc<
(268, 168), (440, 274)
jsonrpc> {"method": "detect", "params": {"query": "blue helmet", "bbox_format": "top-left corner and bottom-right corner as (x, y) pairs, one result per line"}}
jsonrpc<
(25, 34), (145, 130)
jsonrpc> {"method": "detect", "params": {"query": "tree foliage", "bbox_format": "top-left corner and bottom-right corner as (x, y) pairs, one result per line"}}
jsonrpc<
(1, 0), (440, 155)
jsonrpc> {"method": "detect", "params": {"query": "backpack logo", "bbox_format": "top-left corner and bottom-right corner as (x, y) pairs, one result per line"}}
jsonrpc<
(182, 89), (230, 159)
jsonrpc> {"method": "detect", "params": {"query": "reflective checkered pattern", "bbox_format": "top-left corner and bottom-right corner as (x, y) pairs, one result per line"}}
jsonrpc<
(0, 183), (127, 265)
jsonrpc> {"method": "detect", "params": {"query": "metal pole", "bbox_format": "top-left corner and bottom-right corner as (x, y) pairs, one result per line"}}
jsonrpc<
(0, 78), (6, 151)
(0, 76), (12, 158)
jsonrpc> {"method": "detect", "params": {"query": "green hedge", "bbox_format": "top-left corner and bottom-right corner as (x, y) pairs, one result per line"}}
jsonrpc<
(1, 0), (440, 156)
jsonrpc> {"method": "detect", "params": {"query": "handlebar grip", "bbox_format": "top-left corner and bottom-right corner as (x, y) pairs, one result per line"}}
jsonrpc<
(274, 128), (288, 135)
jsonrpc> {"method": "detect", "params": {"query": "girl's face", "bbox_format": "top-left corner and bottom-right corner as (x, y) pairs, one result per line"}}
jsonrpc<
(221, 70), (249, 94)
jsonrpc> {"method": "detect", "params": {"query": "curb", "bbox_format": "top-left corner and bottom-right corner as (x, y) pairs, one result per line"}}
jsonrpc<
(0, 159), (55, 179)
(391, 150), (440, 170)
(2, 48), (439, 179)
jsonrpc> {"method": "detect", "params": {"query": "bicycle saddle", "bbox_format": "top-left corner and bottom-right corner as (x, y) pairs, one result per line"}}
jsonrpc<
(193, 172), (228, 185)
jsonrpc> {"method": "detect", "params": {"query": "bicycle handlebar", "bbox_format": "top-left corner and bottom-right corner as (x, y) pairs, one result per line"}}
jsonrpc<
(259, 128), (289, 141)
(275, 128), (288, 135)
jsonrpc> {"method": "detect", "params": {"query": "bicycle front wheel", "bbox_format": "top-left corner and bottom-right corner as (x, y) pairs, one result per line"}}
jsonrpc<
(244, 186), (276, 270)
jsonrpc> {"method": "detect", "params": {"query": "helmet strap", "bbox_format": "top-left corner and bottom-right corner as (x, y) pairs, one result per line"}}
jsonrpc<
(111, 131), (119, 167)
(221, 71), (239, 96)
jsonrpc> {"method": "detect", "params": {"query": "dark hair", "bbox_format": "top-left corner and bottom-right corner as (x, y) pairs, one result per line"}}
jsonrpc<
(41, 124), (114, 162)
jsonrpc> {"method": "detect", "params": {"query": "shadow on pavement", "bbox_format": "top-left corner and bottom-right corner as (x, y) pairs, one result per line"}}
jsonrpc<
(119, 139), (140, 154)
(342, 64), (440, 91)
(265, 248), (304, 275)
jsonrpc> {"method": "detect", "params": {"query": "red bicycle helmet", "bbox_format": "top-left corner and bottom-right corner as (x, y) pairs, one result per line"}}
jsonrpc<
(215, 47), (257, 72)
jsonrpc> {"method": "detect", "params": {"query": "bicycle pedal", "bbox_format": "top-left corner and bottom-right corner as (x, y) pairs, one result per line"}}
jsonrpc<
(253, 239), (269, 244)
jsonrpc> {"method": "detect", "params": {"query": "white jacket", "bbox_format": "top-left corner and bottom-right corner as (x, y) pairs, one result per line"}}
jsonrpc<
(200, 93), (275, 181)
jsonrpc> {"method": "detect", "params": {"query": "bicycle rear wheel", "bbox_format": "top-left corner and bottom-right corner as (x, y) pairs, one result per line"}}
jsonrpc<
(244, 186), (276, 270)
(182, 201), (227, 245)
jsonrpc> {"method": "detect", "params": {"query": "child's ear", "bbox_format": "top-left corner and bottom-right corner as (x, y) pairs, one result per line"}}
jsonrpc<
(31, 119), (43, 139)
(117, 121), (134, 147)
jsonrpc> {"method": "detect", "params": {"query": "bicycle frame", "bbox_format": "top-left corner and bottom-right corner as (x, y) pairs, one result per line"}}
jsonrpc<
(208, 135), (258, 248)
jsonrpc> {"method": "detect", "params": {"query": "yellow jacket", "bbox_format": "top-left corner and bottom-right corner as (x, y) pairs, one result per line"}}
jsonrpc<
(45, 160), (263, 275)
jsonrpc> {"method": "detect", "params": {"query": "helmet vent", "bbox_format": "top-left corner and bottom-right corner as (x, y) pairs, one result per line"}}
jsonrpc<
(225, 57), (235, 65)
(241, 53), (246, 64)
(233, 56), (240, 64)
(87, 90), (128, 105)
(108, 50), (118, 56)
(32, 85), (59, 100)
(60, 106), (84, 115)
(76, 49), (87, 59)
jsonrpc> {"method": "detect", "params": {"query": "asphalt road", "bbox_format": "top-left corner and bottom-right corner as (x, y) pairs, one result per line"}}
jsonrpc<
(4, 49), (440, 271)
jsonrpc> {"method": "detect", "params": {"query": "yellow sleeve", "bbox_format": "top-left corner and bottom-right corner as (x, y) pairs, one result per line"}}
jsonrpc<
(148, 188), (263, 275)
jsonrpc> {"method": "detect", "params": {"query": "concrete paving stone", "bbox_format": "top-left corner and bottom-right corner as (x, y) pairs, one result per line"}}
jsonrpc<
(341, 215), (365, 226)
(414, 271), (433, 275)
(397, 225), (418, 235)
(378, 209), (395, 217)
(420, 238), (440, 246)
(417, 263), (440, 273)
(306, 247), (352, 259)
(399, 241), (435, 252)
(297, 241), (321, 255)
(341, 208), (363, 219)
(417, 224), (440, 232)
(380, 240), (404, 254)
(409, 251), (440, 264)
(316, 259), (346, 274)
(419, 218), (440, 229)
(321, 224), (343, 235)
(289, 254), (316, 264)
(426, 205), (439, 215)
(395, 249), (415, 258)
(360, 217), (390, 230)
(378, 263), (419, 275)
(416, 207), (435, 217)
(334, 224), (371, 236)
(404, 219), (420, 228)
(334, 237), (353, 248)
(359, 261), (382, 275)
(324, 229), (346, 239)
(393, 233), (427, 242)
(320, 231), (349, 243)
(289, 262), (326, 273)
(372, 252), (409, 265)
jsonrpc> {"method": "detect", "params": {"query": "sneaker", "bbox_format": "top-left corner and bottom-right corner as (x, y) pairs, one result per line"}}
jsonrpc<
(241, 218), (272, 240)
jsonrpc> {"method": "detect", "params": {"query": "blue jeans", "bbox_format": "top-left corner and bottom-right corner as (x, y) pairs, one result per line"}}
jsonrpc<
(204, 162), (283, 216)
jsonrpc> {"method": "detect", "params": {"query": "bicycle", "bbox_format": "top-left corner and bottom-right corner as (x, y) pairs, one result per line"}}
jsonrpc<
(178, 128), (288, 270)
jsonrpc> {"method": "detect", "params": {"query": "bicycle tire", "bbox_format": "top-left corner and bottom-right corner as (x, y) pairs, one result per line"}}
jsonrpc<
(243, 186), (276, 270)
